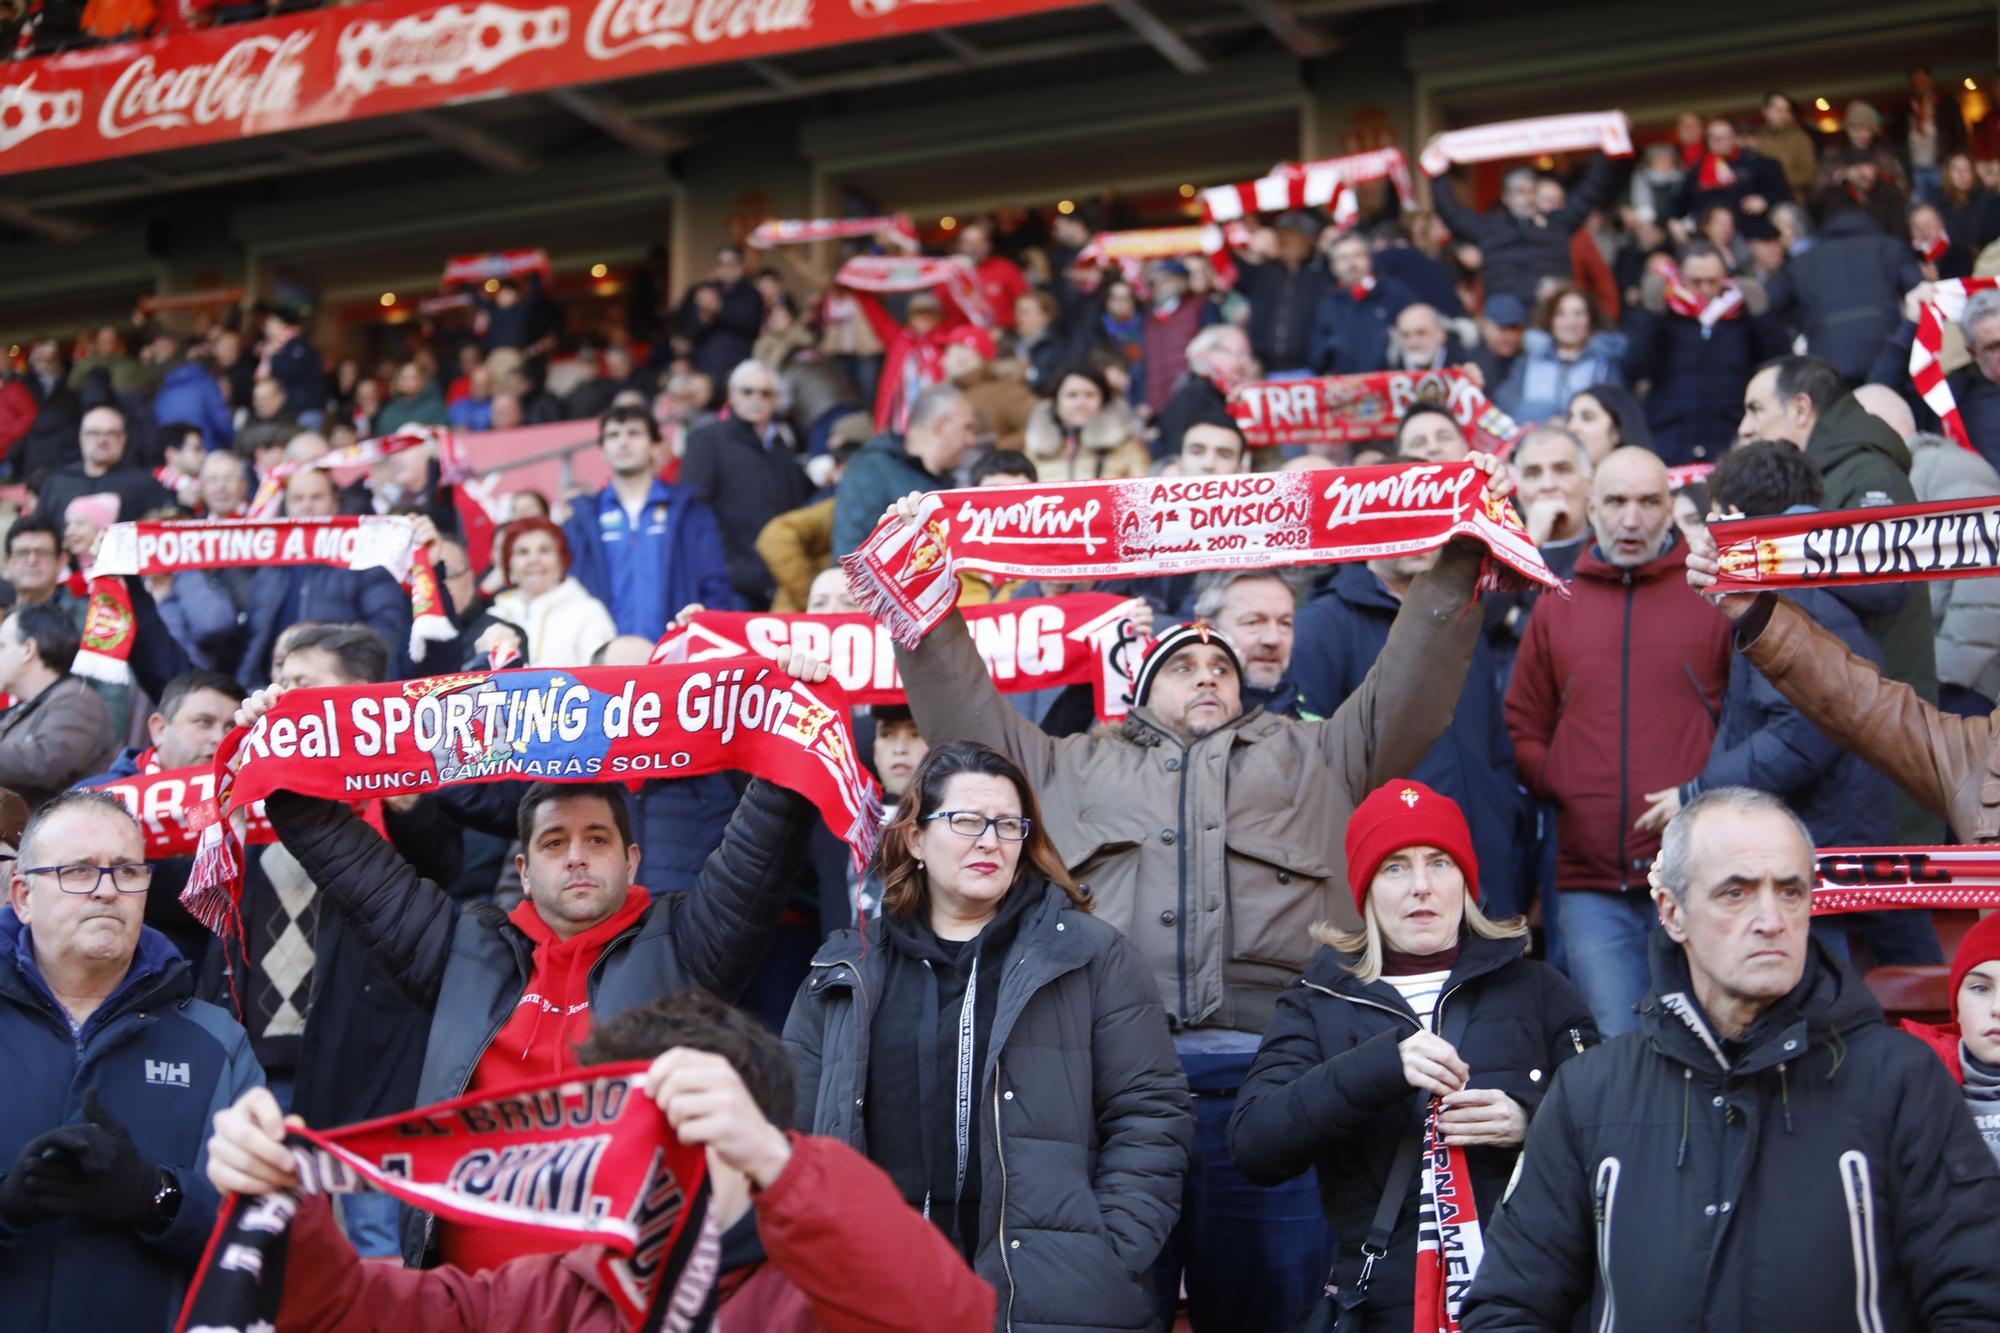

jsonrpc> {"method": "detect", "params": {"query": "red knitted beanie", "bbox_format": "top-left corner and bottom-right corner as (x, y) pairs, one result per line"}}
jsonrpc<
(1344, 779), (1479, 916)
(1950, 911), (2000, 1012)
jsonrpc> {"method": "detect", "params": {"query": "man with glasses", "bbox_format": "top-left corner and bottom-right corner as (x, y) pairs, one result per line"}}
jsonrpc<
(36, 404), (172, 527)
(0, 603), (118, 812)
(0, 789), (261, 1332)
(680, 360), (814, 609)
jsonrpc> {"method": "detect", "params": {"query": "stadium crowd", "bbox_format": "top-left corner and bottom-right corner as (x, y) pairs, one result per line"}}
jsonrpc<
(6, 69), (2000, 1333)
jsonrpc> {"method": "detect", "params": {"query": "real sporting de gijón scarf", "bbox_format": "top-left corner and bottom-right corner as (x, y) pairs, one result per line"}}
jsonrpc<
(182, 662), (882, 939)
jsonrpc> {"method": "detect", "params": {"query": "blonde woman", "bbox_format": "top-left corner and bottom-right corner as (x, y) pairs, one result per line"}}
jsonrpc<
(1229, 780), (1593, 1332)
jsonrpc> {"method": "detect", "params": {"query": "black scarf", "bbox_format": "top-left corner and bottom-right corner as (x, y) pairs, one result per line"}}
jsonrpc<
(865, 877), (1039, 1260)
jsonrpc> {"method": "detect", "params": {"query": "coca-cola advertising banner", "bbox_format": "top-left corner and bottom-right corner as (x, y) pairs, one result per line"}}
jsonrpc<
(0, 0), (1091, 177)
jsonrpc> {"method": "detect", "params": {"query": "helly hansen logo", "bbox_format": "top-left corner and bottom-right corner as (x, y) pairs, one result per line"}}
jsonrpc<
(146, 1059), (191, 1088)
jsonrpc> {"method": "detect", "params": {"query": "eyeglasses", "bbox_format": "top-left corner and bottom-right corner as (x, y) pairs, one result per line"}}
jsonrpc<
(924, 811), (1032, 841)
(24, 863), (152, 894)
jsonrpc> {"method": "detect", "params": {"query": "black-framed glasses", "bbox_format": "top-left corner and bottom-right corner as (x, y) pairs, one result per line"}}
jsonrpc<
(924, 811), (1032, 841)
(24, 863), (152, 895)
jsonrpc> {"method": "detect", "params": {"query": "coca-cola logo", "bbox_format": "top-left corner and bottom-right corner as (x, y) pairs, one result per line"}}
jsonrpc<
(585, 0), (811, 61)
(99, 32), (311, 139)
(337, 3), (570, 97)
(0, 75), (83, 154)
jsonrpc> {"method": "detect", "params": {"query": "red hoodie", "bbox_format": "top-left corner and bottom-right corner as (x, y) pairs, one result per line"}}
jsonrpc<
(276, 1135), (996, 1333)
(440, 884), (653, 1273)
(1505, 538), (1732, 892)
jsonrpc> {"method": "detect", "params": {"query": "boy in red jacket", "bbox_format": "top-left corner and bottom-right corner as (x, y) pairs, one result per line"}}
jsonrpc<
(1904, 912), (2000, 1167)
(204, 992), (995, 1333)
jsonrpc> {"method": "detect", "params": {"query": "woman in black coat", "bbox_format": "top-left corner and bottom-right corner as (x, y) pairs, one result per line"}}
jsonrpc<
(786, 740), (1192, 1333)
(1229, 780), (1595, 1333)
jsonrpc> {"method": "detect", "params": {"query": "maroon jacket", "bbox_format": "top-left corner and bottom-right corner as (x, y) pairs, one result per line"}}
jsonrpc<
(273, 1134), (996, 1333)
(1504, 538), (1731, 892)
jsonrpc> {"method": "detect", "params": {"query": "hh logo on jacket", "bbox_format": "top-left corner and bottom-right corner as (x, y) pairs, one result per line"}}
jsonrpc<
(145, 1059), (191, 1088)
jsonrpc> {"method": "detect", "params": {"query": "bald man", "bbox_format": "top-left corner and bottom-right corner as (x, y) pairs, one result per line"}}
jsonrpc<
(1853, 382), (1917, 442)
(1389, 302), (1455, 372)
(1506, 446), (1733, 1035)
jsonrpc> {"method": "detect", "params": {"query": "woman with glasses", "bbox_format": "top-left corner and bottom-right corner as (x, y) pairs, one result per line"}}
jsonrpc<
(786, 740), (1192, 1333)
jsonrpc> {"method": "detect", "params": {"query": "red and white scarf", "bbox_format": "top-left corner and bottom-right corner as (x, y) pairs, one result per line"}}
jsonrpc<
(1417, 110), (1634, 176)
(1917, 229), (1954, 267)
(443, 248), (551, 285)
(1666, 462), (1715, 490)
(834, 256), (994, 328)
(748, 214), (916, 250)
(1813, 847), (2000, 913)
(1910, 277), (1999, 452)
(1659, 261), (1745, 329)
(90, 515), (454, 662)
(1413, 1098), (1483, 1333)
(174, 1065), (716, 1333)
(1227, 370), (1529, 457)
(69, 576), (140, 691)
(1197, 161), (1358, 290)
(656, 594), (1148, 721)
(93, 760), (277, 860)
(1706, 495), (2000, 593)
(182, 661), (881, 945)
(843, 463), (1562, 648)
(247, 424), (466, 518)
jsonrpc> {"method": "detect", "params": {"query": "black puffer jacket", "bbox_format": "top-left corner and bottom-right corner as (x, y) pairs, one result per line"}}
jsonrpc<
(1463, 931), (2000, 1331)
(264, 778), (815, 1267)
(1428, 155), (1616, 308)
(1229, 932), (1595, 1332)
(786, 878), (1192, 1333)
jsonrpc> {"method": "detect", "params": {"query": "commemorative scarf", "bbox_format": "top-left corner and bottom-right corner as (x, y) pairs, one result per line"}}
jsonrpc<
(843, 462), (1562, 648)
(174, 1065), (717, 1333)
(182, 662), (881, 943)
(1417, 110), (1633, 176)
(1813, 847), (2000, 913)
(1197, 161), (1358, 290)
(443, 248), (551, 284)
(1705, 496), (2000, 594)
(748, 214), (916, 250)
(90, 515), (454, 662)
(1226, 370), (1529, 457)
(834, 256), (994, 328)
(1412, 1099), (1483, 1333)
(1660, 261), (1745, 329)
(655, 593), (1148, 721)
(1910, 277), (1999, 451)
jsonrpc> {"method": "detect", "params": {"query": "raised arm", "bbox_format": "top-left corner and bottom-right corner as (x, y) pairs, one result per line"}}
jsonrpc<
(663, 777), (816, 1001)
(1308, 539), (1483, 801)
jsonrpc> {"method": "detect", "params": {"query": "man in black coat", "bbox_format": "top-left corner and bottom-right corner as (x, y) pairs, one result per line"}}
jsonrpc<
(673, 246), (766, 396)
(236, 647), (827, 1268)
(679, 359), (815, 608)
(1672, 118), (1791, 224)
(1233, 211), (1334, 374)
(1463, 788), (2000, 1331)
(1427, 155), (1616, 308)
(1765, 205), (1922, 383)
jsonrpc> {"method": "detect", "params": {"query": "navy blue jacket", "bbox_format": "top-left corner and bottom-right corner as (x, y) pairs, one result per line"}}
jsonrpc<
(0, 913), (262, 1332)
(1765, 211), (1924, 382)
(151, 363), (233, 448)
(1235, 258), (1335, 373)
(237, 564), (412, 689)
(1622, 296), (1791, 466)
(1293, 565), (1520, 911)
(562, 482), (736, 641)
(265, 333), (326, 420)
(1308, 274), (1419, 374)
(1681, 585), (1894, 848)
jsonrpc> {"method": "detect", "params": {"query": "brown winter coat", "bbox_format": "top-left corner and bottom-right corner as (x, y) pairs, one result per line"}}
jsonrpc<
(958, 364), (1037, 454)
(893, 545), (1483, 1033)
(0, 674), (116, 810)
(1022, 399), (1152, 484)
(1743, 593), (2000, 842)
(757, 498), (835, 613)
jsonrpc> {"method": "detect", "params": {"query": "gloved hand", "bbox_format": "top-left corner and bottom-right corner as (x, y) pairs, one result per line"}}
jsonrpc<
(0, 1129), (75, 1230)
(21, 1090), (160, 1226)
